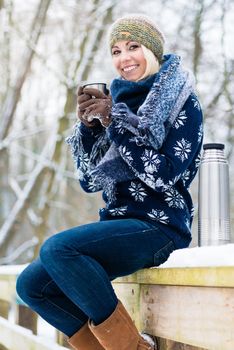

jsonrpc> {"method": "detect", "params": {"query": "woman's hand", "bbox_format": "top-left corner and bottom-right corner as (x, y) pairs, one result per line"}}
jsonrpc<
(77, 86), (101, 128)
(79, 87), (112, 128)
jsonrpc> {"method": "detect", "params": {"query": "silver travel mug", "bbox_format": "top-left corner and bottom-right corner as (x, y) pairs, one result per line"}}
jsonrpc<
(82, 83), (108, 95)
(82, 83), (108, 122)
(198, 143), (231, 246)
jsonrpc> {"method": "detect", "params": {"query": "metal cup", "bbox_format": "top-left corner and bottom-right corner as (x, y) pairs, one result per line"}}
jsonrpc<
(82, 83), (108, 96)
(81, 83), (108, 122)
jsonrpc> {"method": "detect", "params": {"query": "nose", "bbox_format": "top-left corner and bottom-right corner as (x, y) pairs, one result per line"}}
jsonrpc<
(120, 50), (132, 62)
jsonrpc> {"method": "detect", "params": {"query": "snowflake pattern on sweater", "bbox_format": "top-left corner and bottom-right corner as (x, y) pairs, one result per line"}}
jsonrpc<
(66, 93), (203, 246)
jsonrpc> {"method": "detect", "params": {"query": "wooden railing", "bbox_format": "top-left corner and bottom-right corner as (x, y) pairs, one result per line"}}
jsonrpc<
(113, 266), (234, 350)
(0, 260), (234, 350)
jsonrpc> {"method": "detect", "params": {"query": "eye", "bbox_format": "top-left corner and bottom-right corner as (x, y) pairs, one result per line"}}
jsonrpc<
(112, 49), (121, 56)
(129, 44), (140, 51)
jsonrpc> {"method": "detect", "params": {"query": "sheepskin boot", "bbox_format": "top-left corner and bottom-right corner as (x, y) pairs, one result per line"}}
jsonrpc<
(88, 300), (156, 349)
(68, 322), (104, 349)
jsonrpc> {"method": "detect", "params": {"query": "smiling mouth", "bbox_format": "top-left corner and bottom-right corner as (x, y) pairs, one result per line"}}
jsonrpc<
(122, 65), (139, 72)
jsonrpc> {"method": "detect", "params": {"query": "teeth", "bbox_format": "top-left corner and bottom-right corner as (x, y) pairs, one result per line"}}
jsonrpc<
(123, 65), (137, 72)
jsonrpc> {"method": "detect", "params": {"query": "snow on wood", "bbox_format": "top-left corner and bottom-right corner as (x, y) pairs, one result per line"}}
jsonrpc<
(159, 243), (234, 268)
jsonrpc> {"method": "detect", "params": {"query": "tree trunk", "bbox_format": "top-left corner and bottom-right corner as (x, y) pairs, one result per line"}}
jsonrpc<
(0, 0), (51, 141)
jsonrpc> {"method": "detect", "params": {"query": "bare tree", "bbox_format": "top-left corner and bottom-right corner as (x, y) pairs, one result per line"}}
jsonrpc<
(0, 0), (51, 237)
(0, 0), (115, 260)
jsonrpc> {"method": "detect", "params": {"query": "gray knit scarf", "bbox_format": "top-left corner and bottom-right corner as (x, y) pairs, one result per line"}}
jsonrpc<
(67, 54), (195, 203)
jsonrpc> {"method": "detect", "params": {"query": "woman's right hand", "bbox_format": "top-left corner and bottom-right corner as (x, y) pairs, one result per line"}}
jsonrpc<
(77, 86), (101, 128)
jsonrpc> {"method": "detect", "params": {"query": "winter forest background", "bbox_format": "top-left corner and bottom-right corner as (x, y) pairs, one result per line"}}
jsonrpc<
(0, 0), (233, 265)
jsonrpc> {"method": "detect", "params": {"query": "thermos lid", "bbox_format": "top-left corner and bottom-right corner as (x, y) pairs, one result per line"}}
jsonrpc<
(203, 143), (224, 150)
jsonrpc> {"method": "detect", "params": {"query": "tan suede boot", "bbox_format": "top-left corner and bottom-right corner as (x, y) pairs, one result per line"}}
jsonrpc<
(68, 322), (105, 350)
(88, 300), (156, 350)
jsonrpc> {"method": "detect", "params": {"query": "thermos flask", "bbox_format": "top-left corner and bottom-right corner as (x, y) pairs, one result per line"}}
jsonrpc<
(198, 143), (231, 246)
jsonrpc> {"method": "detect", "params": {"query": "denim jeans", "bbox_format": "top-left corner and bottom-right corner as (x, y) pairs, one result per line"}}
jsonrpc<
(16, 218), (176, 337)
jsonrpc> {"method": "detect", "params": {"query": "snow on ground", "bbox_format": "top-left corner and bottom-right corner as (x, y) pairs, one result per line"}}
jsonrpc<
(160, 243), (234, 268)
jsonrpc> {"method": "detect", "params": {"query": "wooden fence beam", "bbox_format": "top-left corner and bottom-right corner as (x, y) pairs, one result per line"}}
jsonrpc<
(15, 304), (38, 335)
(0, 316), (68, 350)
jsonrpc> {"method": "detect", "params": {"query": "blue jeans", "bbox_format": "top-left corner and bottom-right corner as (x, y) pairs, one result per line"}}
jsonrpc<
(16, 219), (176, 337)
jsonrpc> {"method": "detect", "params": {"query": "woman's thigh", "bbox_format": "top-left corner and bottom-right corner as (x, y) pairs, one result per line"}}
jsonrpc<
(43, 218), (175, 280)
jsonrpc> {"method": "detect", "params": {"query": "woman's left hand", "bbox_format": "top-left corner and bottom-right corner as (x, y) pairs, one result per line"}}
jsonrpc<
(80, 88), (112, 127)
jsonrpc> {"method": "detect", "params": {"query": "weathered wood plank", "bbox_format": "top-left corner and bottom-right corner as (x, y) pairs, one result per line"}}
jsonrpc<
(113, 283), (141, 328)
(113, 283), (211, 350)
(15, 304), (38, 334)
(56, 331), (68, 347)
(0, 316), (68, 350)
(114, 266), (234, 287)
(157, 337), (207, 350)
(113, 283), (210, 349)
(0, 300), (9, 319)
(140, 285), (234, 350)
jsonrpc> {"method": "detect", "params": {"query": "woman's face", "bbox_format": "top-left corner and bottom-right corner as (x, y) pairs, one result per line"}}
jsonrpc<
(111, 41), (147, 81)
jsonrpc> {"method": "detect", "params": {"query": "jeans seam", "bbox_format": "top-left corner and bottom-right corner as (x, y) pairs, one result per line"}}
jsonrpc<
(77, 254), (118, 310)
(41, 279), (86, 322)
(45, 297), (85, 322)
(74, 228), (158, 250)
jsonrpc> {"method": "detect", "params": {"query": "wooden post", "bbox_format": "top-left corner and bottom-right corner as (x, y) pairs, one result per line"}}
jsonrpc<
(0, 300), (9, 319)
(0, 300), (9, 350)
(57, 331), (69, 347)
(15, 304), (38, 335)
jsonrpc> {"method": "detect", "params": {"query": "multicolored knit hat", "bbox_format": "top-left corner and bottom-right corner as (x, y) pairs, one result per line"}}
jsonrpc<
(109, 14), (165, 63)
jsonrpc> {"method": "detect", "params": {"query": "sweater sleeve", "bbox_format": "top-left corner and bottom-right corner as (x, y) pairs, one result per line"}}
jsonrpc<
(107, 94), (203, 192)
(66, 122), (107, 193)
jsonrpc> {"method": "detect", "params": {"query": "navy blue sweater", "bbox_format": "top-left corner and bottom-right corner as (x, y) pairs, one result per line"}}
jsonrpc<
(67, 93), (203, 248)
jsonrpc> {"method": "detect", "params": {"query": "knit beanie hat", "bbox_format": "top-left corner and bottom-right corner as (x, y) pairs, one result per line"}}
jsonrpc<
(109, 14), (165, 63)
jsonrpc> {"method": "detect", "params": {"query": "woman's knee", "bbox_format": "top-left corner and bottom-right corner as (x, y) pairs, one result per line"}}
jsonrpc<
(16, 257), (53, 306)
(16, 260), (41, 304)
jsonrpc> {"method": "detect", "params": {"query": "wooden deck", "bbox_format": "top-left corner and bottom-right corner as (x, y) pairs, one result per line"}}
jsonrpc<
(0, 264), (234, 349)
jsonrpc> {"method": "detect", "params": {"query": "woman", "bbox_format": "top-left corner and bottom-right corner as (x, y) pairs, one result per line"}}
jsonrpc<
(16, 14), (203, 350)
